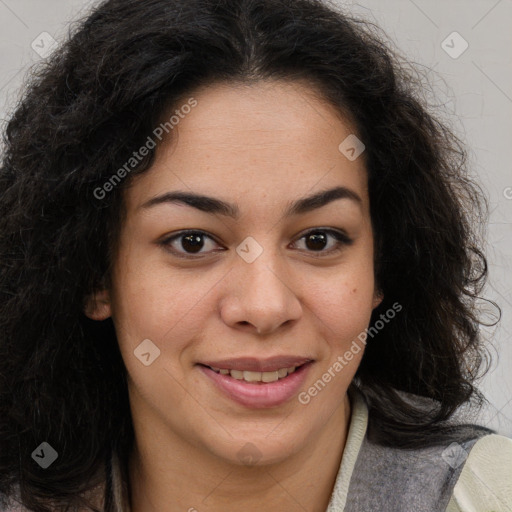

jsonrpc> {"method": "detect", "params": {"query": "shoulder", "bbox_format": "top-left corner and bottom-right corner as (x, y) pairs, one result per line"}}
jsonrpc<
(447, 434), (512, 512)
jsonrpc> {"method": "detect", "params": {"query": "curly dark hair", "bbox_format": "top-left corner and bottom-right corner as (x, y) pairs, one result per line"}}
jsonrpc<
(0, 0), (499, 510)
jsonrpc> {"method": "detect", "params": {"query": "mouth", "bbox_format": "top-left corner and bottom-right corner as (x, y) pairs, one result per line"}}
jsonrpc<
(197, 360), (314, 408)
(198, 363), (306, 384)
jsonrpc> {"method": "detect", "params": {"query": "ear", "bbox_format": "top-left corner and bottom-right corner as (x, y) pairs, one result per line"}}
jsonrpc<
(84, 289), (112, 321)
(372, 289), (384, 310)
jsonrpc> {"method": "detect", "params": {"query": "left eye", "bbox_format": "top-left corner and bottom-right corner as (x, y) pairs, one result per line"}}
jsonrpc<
(159, 229), (352, 259)
(293, 229), (353, 254)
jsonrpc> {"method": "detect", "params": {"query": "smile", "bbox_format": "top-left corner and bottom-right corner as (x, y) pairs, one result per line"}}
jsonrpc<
(207, 365), (299, 383)
(198, 361), (314, 408)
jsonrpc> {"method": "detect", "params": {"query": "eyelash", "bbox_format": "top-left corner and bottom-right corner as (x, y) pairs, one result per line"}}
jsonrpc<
(158, 228), (353, 260)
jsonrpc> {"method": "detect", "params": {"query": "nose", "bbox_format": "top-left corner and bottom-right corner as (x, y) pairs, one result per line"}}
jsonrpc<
(219, 246), (303, 335)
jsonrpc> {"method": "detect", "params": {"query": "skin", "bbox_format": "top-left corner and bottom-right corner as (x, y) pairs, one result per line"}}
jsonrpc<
(86, 79), (383, 512)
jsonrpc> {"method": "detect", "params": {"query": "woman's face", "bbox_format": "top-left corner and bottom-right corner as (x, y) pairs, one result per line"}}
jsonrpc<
(88, 79), (382, 466)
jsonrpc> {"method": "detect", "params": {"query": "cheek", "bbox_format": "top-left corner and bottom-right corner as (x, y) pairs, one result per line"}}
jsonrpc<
(305, 265), (376, 348)
(111, 255), (220, 356)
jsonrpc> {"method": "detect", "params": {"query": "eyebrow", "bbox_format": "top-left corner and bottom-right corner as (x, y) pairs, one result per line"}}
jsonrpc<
(140, 186), (362, 219)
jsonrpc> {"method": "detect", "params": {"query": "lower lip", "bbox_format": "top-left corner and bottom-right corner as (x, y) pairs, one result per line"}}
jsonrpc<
(198, 362), (313, 409)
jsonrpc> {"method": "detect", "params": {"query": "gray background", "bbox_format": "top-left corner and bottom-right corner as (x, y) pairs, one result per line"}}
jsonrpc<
(1, 0), (511, 435)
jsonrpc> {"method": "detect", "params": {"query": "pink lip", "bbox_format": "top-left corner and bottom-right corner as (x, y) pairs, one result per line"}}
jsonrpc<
(198, 361), (313, 409)
(199, 356), (313, 373)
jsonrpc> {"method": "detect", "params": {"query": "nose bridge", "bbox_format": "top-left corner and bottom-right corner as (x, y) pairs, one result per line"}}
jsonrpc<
(236, 233), (289, 298)
(221, 233), (302, 333)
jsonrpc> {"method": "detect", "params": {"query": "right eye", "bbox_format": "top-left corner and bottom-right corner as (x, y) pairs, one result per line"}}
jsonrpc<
(159, 230), (224, 259)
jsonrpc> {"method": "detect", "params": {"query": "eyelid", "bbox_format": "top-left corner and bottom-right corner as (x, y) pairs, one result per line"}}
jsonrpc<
(159, 227), (353, 259)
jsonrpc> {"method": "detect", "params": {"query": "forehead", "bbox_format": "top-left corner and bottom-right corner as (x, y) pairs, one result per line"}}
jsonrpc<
(125, 79), (369, 213)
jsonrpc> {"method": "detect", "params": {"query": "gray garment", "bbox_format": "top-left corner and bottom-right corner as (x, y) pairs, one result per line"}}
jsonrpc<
(343, 414), (492, 511)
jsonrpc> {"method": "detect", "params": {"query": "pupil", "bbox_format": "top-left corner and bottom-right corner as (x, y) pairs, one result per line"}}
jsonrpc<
(306, 232), (327, 251)
(182, 233), (204, 253)
(179, 232), (328, 253)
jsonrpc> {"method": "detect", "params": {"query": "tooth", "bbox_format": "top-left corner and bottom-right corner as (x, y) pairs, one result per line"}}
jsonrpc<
(230, 369), (244, 380)
(243, 371), (262, 382)
(211, 367), (221, 372)
(277, 368), (288, 378)
(261, 371), (279, 382)
(222, 367), (298, 382)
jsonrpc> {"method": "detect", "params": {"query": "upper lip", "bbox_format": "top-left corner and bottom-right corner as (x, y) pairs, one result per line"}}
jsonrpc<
(199, 356), (313, 372)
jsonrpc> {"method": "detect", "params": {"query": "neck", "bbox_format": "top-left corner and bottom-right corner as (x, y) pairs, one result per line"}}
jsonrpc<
(128, 393), (351, 512)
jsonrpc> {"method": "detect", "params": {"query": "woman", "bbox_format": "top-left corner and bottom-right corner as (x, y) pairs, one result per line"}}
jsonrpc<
(0, 0), (510, 510)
